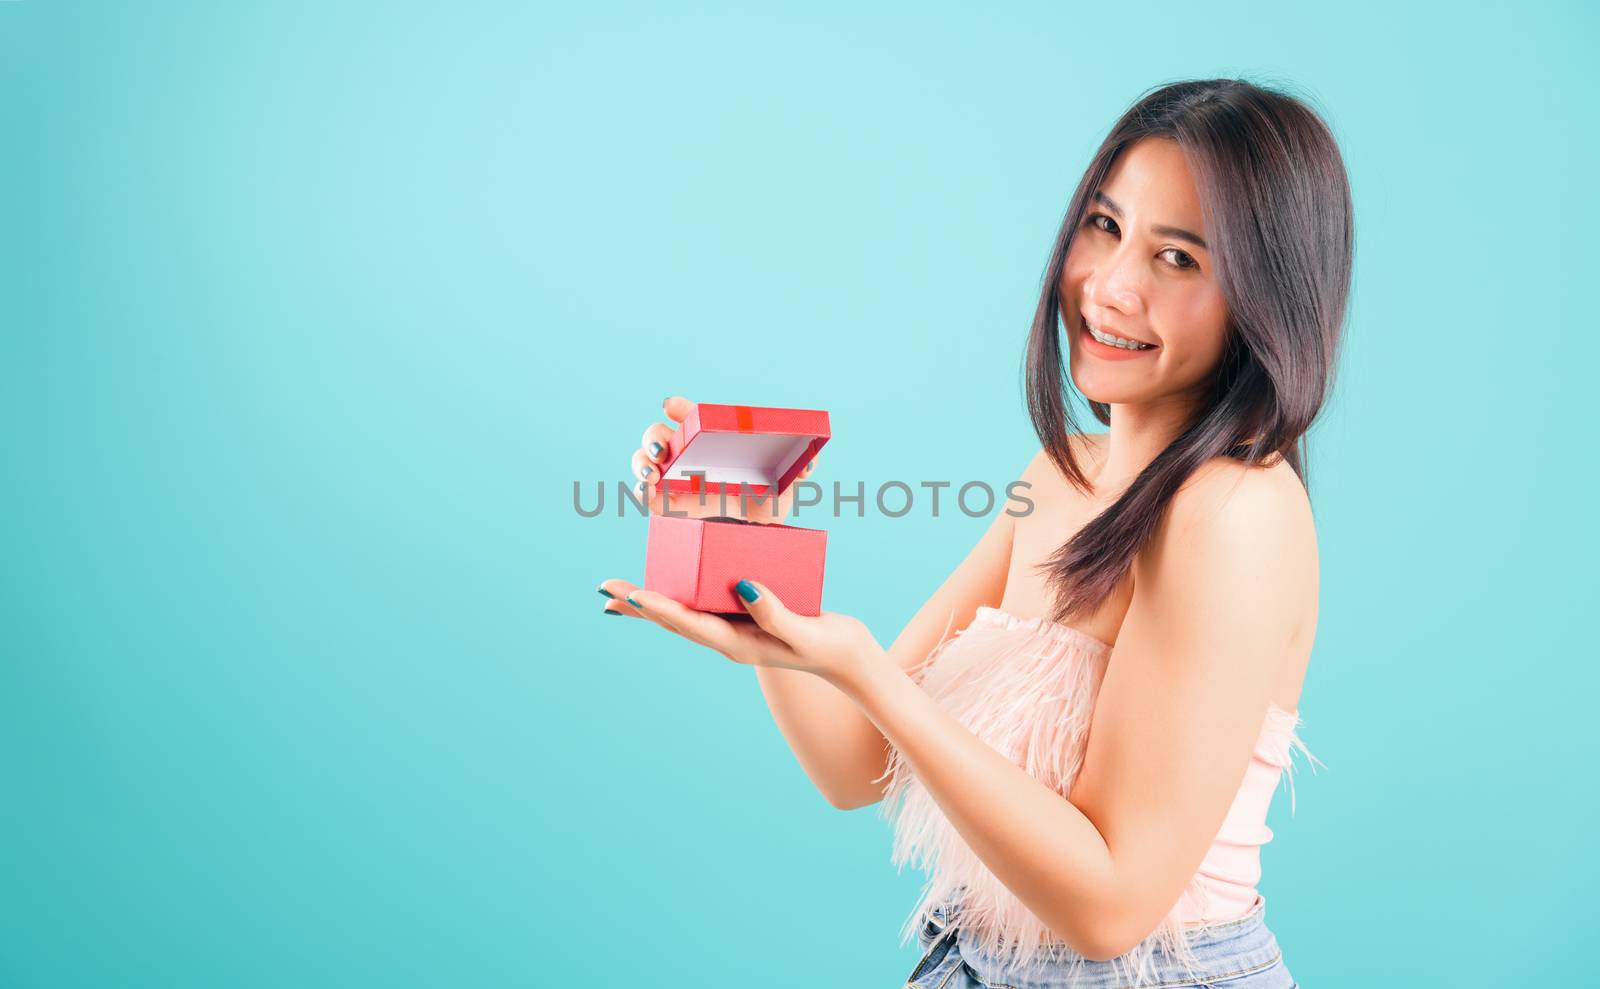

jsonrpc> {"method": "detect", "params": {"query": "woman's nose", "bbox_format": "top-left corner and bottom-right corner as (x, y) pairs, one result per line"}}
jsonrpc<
(1084, 250), (1144, 316)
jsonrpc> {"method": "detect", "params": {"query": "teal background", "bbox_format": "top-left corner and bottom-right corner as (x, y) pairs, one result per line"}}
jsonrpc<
(3, 2), (1595, 985)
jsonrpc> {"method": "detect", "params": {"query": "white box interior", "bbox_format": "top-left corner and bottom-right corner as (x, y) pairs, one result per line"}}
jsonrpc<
(666, 432), (813, 488)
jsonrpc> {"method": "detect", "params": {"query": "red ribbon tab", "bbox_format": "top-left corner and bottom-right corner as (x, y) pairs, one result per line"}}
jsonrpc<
(734, 405), (755, 433)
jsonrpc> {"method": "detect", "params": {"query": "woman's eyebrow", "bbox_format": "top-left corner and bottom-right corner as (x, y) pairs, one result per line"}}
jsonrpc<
(1092, 191), (1209, 251)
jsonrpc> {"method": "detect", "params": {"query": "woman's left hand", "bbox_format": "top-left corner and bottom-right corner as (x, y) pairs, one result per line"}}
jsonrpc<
(595, 578), (884, 685)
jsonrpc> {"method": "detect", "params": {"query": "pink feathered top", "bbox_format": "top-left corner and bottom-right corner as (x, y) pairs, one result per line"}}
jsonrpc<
(875, 606), (1320, 983)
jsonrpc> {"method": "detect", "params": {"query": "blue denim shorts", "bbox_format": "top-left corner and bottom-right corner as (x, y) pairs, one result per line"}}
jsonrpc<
(903, 893), (1297, 989)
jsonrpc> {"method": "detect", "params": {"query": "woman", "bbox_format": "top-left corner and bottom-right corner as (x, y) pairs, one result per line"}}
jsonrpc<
(599, 77), (1350, 988)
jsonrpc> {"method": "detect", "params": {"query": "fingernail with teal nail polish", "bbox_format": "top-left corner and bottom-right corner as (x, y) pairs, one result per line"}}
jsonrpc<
(626, 595), (643, 610)
(639, 465), (653, 480)
(649, 441), (664, 458)
(736, 580), (760, 603)
(597, 586), (614, 599)
(603, 606), (622, 616)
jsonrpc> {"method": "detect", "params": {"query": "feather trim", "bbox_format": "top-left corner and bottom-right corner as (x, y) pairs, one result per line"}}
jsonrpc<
(874, 606), (1321, 985)
(1263, 702), (1327, 817)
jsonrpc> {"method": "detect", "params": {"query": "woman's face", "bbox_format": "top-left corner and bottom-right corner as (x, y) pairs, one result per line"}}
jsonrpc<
(1058, 137), (1231, 410)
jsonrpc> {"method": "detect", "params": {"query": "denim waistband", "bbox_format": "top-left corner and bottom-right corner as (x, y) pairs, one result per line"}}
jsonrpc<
(921, 894), (1282, 989)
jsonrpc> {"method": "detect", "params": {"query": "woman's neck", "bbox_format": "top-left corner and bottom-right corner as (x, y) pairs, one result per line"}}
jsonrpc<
(1092, 396), (1196, 497)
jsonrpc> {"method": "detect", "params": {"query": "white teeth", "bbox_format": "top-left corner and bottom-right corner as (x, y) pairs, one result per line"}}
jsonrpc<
(1086, 320), (1153, 350)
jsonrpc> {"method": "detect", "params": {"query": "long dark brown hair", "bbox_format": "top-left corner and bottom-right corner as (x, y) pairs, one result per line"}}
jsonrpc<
(1026, 77), (1354, 622)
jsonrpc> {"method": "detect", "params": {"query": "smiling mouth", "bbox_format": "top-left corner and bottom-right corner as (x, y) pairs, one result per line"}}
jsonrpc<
(1080, 314), (1158, 352)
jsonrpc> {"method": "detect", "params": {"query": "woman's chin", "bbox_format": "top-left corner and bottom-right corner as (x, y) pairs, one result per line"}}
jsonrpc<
(1070, 372), (1143, 407)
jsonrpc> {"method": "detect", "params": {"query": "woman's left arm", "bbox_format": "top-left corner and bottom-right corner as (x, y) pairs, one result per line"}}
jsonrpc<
(832, 465), (1316, 961)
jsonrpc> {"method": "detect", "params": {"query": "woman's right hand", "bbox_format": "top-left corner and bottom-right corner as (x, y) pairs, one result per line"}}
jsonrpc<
(633, 396), (820, 523)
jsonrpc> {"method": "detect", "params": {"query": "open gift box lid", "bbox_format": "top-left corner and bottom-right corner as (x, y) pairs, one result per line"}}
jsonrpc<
(657, 403), (830, 499)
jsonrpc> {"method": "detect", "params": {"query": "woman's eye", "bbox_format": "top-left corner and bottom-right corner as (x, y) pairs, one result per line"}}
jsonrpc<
(1162, 248), (1200, 271)
(1087, 213), (1118, 235)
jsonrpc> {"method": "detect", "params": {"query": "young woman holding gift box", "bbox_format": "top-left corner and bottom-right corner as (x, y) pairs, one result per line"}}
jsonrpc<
(600, 77), (1348, 989)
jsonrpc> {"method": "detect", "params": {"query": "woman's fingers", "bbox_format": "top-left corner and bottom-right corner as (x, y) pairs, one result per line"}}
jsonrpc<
(597, 579), (645, 618)
(731, 579), (804, 647)
(662, 396), (692, 424)
(630, 449), (659, 488)
(600, 579), (798, 667)
(622, 589), (757, 662)
(623, 588), (719, 643)
(640, 421), (674, 464)
(630, 407), (682, 509)
(600, 579), (703, 642)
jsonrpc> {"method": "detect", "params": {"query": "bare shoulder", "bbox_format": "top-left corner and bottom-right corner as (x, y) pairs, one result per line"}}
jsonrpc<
(1142, 452), (1318, 623)
(1145, 451), (1318, 636)
(1172, 452), (1314, 537)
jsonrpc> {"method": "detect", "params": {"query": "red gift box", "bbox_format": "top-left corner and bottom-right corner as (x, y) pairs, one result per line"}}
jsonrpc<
(656, 403), (829, 499)
(644, 403), (831, 616)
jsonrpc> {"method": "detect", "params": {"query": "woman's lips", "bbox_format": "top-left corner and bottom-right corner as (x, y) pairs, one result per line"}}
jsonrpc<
(1080, 316), (1158, 361)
